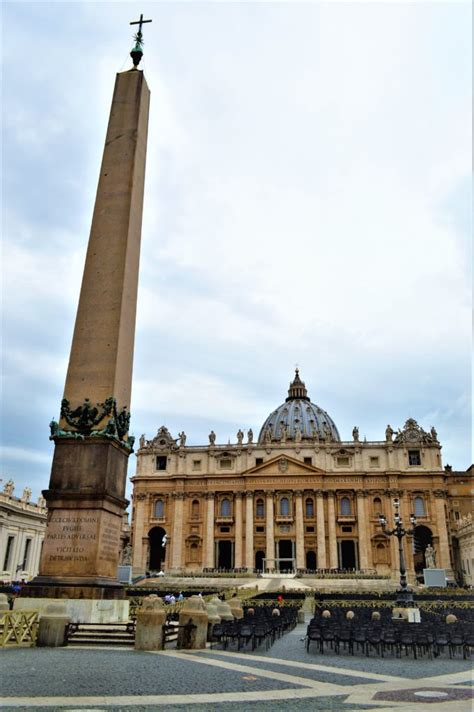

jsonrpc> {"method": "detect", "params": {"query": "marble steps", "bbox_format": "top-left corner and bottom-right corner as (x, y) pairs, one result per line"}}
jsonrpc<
(67, 622), (135, 647)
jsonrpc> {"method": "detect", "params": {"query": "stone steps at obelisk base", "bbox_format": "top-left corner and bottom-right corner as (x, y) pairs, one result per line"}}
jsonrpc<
(66, 622), (135, 647)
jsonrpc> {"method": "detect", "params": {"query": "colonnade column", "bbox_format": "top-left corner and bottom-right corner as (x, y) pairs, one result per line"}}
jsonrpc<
(171, 493), (184, 569)
(327, 492), (338, 569)
(265, 491), (275, 570)
(205, 493), (215, 569)
(316, 490), (327, 569)
(245, 492), (254, 570)
(234, 493), (243, 569)
(434, 490), (453, 575)
(295, 491), (305, 570)
(356, 491), (370, 571)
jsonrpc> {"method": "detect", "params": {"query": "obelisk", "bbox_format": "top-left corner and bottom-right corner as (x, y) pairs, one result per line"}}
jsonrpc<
(23, 19), (151, 612)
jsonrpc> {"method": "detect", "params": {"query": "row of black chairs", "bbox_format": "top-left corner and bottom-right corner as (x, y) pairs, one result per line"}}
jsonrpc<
(306, 620), (474, 659)
(211, 606), (298, 651)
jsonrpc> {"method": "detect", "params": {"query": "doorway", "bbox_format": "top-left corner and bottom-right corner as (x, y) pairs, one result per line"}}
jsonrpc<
(148, 526), (167, 571)
(277, 539), (294, 571)
(255, 550), (265, 572)
(217, 540), (233, 569)
(339, 540), (356, 569)
(413, 525), (433, 575)
(306, 550), (317, 570)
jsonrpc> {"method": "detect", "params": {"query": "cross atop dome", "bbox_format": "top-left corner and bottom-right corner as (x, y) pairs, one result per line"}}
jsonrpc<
(286, 367), (309, 402)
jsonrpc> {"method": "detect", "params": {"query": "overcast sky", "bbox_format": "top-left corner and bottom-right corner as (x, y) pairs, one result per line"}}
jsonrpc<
(1, 1), (472, 502)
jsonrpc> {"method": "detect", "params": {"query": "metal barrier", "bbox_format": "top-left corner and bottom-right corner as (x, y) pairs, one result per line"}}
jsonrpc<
(0, 611), (39, 647)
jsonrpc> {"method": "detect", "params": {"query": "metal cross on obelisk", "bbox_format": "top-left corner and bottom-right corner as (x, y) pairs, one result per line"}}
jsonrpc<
(130, 13), (152, 67)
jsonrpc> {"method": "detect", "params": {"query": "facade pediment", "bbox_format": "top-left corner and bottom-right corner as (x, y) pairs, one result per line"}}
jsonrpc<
(242, 454), (325, 476)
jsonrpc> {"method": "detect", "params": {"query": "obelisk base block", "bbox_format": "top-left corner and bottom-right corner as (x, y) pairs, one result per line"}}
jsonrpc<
(21, 439), (129, 618)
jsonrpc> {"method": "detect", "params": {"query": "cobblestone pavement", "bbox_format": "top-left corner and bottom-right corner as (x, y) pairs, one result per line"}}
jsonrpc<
(0, 621), (472, 711)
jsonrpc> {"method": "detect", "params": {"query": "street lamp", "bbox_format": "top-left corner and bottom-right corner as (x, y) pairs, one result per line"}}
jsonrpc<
(379, 498), (417, 606)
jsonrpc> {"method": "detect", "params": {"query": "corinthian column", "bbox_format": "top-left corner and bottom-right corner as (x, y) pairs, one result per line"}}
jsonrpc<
(265, 491), (275, 570)
(327, 492), (338, 569)
(234, 493), (243, 568)
(245, 492), (254, 570)
(204, 493), (215, 569)
(171, 493), (184, 569)
(356, 491), (369, 570)
(316, 491), (327, 568)
(295, 491), (305, 569)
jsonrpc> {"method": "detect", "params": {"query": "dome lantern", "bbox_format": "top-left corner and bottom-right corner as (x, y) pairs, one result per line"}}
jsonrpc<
(286, 368), (309, 402)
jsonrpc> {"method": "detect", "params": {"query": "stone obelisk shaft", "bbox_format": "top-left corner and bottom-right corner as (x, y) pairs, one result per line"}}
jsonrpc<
(63, 69), (150, 413)
(32, 69), (150, 597)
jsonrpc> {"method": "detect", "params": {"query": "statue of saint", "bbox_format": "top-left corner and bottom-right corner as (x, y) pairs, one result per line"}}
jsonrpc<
(430, 426), (438, 441)
(178, 431), (187, 447)
(280, 423), (287, 442)
(264, 427), (272, 444)
(352, 426), (359, 442)
(425, 544), (436, 569)
(139, 433), (146, 448)
(37, 495), (46, 508)
(209, 430), (216, 445)
(295, 425), (302, 443)
(3, 479), (14, 496)
(385, 424), (394, 442)
(247, 428), (254, 444)
(236, 429), (244, 445)
(121, 543), (132, 565)
(21, 487), (32, 503)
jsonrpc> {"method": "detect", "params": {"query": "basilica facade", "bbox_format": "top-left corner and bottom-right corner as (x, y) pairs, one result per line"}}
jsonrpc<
(130, 370), (459, 581)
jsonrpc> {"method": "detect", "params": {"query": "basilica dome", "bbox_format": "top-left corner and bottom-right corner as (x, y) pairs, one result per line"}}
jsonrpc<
(258, 369), (341, 444)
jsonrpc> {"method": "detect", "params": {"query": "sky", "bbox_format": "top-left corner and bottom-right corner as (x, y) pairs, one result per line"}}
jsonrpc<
(1, 1), (472, 503)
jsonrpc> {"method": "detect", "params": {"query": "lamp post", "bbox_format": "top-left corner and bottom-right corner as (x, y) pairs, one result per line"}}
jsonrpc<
(379, 498), (417, 606)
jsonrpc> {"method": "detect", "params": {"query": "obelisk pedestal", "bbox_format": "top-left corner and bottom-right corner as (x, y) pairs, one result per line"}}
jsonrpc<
(16, 67), (150, 622)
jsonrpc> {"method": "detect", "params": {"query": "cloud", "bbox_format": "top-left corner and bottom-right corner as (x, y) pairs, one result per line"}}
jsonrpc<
(1, 2), (471, 500)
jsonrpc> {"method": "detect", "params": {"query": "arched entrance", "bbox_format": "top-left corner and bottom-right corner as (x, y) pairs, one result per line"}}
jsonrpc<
(413, 525), (433, 575)
(255, 550), (265, 572)
(306, 550), (316, 570)
(148, 526), (167, 571)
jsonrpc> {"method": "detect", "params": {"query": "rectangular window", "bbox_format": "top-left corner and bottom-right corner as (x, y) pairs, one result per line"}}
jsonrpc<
(219, 459), (232, 469)
(370, 457), (379, 467)
(306, 526), (315, 533)
(3, 536), (14, 570)
(21, 539), (32, 570)
(256, 526), (265, 533)
(454, 511), (460, 520)
(304, 457), (312, 466)
(220, 526), (230, 533)
(408, 450), (421, 466)
(342, 526), (353, 532)
(155, 456), (167, 471)
(337, 456), (350, 466)
(255, 458), (263, 466)
(192, 460), (201, 471)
